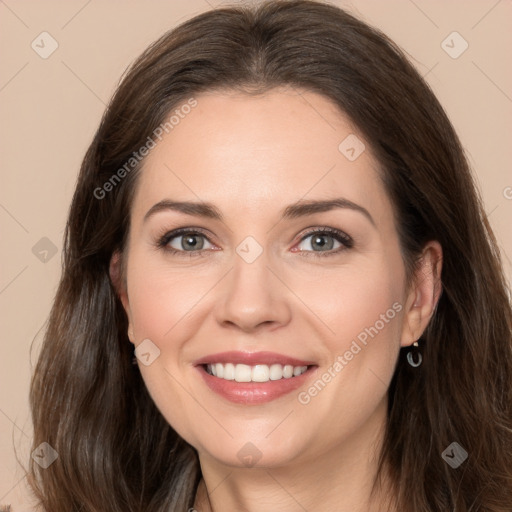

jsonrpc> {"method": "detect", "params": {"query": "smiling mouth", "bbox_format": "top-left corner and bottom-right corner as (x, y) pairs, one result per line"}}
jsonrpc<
(204, 363), (311, 383)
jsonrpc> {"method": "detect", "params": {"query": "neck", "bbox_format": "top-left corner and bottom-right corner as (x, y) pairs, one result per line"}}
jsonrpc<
(193, 398), (395, 512)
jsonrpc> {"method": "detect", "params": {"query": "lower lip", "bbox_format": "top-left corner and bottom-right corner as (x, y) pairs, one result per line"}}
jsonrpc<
(197, 365), (317, 404)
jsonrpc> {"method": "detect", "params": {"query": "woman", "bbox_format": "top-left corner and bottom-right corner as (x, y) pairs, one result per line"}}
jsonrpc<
(27, 1), (512, 511)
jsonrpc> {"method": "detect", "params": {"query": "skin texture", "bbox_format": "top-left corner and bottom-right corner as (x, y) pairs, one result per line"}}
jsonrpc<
(112, 87), (442, 512)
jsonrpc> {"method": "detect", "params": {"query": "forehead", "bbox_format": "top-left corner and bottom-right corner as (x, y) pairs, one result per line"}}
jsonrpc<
(131, 87), (391, 225)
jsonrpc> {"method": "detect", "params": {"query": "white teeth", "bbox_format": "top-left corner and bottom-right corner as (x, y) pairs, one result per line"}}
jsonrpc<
(223, 363), (235, 380)
(269, 364), (283, 380)
(252, 365), (270, 382)
(206, 363), (308, 382)
(283, 365), (294, 378)
(235, 364), (252, 382)
(293, 366), (303, 377)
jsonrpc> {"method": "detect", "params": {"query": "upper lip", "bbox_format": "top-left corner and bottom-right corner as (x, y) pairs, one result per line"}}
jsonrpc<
(194, 351), (316, 367)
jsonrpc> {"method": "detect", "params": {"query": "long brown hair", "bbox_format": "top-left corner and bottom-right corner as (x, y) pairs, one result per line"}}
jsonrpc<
(26, 1), (512, 510)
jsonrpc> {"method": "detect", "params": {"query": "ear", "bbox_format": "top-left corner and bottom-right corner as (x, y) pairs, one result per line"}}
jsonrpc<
(400, 240), (443, 347)
(109, 250), (135, 344)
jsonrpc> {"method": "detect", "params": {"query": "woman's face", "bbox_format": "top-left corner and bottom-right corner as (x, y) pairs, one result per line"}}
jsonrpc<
(117, 87), (435, 469)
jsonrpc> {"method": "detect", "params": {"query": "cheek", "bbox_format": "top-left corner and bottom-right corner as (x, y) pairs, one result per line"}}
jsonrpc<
(296, 258), (404, 351)
(124, 256), (215, 443)
(293, 256), (404, 406)
(126, 256), (217, 342)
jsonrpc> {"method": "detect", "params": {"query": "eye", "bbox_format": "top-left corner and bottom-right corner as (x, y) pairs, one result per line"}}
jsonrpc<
(157, 228), (215, 255)
(295, 227), (353, 256)
(169, 232), (213, 251)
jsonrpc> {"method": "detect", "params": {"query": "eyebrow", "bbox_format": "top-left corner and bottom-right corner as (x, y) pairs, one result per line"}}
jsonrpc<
(143, 197), (375, 227)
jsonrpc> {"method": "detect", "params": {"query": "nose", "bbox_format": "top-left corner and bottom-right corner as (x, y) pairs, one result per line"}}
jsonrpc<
(213, 248), (292, 333)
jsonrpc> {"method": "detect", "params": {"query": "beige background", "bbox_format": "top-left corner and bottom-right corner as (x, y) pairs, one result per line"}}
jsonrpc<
(1, 0), (511, 508)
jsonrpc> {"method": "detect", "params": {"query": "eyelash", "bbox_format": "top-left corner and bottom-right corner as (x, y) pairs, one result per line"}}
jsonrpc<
(155, 226), (354, 258)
